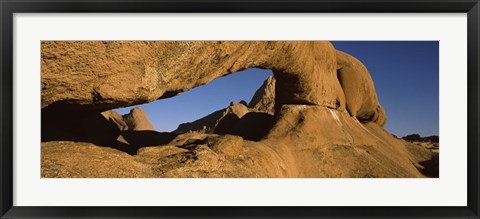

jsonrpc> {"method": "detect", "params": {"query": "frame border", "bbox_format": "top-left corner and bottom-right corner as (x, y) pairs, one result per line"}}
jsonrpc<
(1, 0), (479, 218)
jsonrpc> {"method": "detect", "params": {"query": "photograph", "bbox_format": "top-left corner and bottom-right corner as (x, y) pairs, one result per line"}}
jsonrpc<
(40, 41), (439, 178)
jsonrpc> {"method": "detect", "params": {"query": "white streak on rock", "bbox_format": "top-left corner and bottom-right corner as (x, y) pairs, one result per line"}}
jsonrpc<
(329, 109), (342, 126)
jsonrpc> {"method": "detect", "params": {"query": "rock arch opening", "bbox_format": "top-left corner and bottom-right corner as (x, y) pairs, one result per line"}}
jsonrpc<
(41, 68), (277, 155)
(113, 68), (277, 140)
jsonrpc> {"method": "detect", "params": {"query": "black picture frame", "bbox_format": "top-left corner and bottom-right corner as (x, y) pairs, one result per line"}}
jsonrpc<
(1, 0), (479, 218)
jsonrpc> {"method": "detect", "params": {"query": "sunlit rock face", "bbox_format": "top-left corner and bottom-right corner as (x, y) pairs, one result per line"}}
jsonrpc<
(41, 41), (432, 178)
(174, 101), (250, 134)
(102, 107), (154, 131)
(336, 50), (386, 126)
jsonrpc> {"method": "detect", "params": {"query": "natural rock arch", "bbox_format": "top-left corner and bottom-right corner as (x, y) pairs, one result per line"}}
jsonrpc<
(42, 41), (384, 125)
(41, 41), (430, 178)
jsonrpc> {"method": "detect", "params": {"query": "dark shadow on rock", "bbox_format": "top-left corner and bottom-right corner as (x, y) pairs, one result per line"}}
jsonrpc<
(419, 153), (439, 178)
(120, 131), (177, 148)
(109, 140), (138, 155)
(42, 104), (177, 155)
(214, 112), (275, 141)
(42, 105), (121, 146)
(213, 114), (241, 135)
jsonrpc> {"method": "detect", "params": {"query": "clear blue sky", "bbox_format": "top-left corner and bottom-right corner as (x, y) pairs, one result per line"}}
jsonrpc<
(115, 41), (439, 137)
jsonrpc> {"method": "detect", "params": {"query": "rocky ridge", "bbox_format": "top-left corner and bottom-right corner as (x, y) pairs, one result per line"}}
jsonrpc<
(102, 107), (155, 131)
(248, 75), (276, 114)
(174, 75), (276, 135)
(174, 101), (250, 134)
